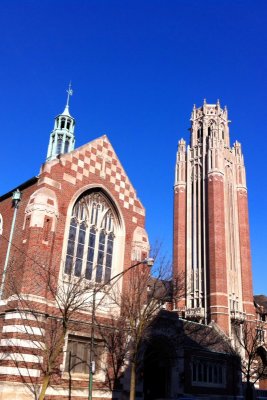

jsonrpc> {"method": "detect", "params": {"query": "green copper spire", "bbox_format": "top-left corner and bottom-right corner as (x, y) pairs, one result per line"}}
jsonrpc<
(46, 84), (76, 161)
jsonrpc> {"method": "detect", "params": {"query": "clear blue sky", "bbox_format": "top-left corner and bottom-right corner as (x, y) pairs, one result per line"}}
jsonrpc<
(0, 0), (266, 294)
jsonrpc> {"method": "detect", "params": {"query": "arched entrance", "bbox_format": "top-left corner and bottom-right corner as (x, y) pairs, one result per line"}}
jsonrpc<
(143, 336), (174, 400)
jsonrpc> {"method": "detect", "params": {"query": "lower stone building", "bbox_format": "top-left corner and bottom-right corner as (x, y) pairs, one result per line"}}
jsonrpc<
(142, 311), (241, 400)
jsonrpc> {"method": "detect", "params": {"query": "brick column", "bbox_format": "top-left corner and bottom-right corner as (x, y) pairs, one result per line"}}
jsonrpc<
(207, 173), (229, 334)
(173, 185), (186, 309)
(237, 189), (255, 319)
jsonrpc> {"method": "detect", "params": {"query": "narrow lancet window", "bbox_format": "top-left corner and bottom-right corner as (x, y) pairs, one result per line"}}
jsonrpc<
(56, 137), (63, 154)
(64, 138), (69, 153)
(60, 118), (66, 129)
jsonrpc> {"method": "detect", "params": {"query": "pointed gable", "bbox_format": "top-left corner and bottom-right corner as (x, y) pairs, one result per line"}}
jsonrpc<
(40, 135), (144, 215)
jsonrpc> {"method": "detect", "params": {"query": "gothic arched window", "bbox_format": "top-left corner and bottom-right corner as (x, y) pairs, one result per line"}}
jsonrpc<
(65, 191), (116, 283)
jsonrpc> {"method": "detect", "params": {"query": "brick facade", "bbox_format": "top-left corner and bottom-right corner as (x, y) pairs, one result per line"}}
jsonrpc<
(0, 132), (149, 399)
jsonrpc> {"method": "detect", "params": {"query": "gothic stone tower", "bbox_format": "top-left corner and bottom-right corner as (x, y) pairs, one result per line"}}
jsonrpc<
(173, 101), (254, 335)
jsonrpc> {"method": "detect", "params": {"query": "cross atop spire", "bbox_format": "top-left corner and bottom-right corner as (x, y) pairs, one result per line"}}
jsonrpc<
(66, 82), (73, 107)
(62, 82), (73, 116)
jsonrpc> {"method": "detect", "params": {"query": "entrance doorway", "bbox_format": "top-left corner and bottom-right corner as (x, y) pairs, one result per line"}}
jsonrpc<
(143, 337), (173, 400)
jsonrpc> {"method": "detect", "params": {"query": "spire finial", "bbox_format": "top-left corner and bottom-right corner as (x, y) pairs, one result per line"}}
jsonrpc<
(66, 82), (73, 108)
(62, 82), (73, 116)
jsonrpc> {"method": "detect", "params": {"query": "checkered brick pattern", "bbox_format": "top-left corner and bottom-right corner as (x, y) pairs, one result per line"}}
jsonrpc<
(61, 136), (139, 211)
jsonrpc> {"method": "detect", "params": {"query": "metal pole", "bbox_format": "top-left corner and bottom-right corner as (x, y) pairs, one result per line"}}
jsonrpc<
(0, 189), (21, 299)
(88, 288), (96, 400)
(68, 351), (72, 400)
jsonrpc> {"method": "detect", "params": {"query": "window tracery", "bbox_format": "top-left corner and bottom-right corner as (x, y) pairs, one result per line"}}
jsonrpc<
(65, 191), (116, 283)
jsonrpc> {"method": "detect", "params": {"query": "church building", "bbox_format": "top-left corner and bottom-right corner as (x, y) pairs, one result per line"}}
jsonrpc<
(0, 88), (150, 399)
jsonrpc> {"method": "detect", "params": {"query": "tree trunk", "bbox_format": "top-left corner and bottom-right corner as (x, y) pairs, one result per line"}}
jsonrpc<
(38, 332), (66, 400)
(38, 374), (50, 400)
(129, 360), (136, 400)
(245, 381), (254, 400)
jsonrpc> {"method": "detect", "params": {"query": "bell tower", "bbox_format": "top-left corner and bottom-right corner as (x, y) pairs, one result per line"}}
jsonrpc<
(46, 83), (75, 160)
(173, 101), (254, 335)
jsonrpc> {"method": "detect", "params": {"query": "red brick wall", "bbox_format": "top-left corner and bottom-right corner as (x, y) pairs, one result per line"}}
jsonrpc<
(207, 174), (229, 334)
(173, 186), (186, 309)
(237, 189), (255, 318)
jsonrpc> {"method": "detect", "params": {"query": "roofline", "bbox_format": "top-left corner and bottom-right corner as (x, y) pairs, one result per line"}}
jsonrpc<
(0, 176), (39, 201)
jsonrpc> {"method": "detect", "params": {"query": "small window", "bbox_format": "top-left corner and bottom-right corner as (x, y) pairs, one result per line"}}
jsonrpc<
(256, 328), (265, 342)
(56, 138), (62, 154)
(0, 214), (3, 235)
(66, 119), (71, 130)
(197, 127), (203, 140)
(64, 138), (70, 153)
(23, 216), (31, 241)
(60, 118), (66, 129)
(65, 335), (104, 375)
(44, 218), (52, 242)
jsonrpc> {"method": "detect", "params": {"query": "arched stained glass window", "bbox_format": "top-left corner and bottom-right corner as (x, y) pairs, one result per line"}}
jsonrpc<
(65, 191), (116, 283)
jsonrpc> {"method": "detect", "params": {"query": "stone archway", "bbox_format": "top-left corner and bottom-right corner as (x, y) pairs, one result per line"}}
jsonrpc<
(143, 336), (174, 400)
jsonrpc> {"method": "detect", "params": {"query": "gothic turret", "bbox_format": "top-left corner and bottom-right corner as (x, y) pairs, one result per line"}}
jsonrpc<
(46, 84), (75, 160)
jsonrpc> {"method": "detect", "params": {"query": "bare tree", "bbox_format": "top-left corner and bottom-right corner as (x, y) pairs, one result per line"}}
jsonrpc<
(2, 255), (95, 400)
(232, 321), (267, 400)
(96, 315), (131, 392)
(96, 249), (184, 400)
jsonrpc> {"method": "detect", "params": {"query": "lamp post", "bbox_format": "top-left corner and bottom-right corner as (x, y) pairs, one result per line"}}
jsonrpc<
(88, 257), (154, 400)
(0, 189), (21, 299)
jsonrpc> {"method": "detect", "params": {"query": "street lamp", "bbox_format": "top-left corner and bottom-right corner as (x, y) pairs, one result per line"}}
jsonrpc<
(88, 257), (154, 400)
(0, 189), (21, 299)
